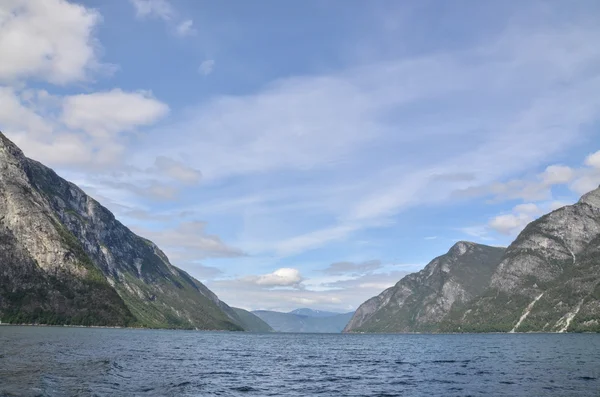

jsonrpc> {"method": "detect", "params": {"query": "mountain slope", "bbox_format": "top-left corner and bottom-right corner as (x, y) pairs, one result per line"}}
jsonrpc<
(344, 242), (505, 333)
(447, 187), (600, 333)
(289, 308), (342, 318)
(232, 308), (274, 332)
(0, 132), (241, 330)
(253, 310), (354, 333)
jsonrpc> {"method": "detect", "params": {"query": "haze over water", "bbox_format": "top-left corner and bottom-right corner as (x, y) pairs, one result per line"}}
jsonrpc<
(1, 327), (599, 396)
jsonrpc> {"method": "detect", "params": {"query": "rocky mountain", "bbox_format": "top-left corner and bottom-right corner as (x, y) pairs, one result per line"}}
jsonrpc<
(232, 308), (274, 332)
(253, 310), (354, 333)
(344, 242), (505, 333)
(0, 132), (242, 330)
(446, 187), (600, 333)
(346, 187), (600, 333)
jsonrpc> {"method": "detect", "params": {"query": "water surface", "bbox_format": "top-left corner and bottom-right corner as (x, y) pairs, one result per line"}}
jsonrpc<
(1, 326), (599, 396)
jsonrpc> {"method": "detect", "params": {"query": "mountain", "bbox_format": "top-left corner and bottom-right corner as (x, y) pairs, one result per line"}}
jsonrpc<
(232, 308), (274, 332)
(288, 308), (343, 318)
(253, 310), (354, 333)
(344, 242), (505, 333)
(0, 132), (242, 330)
(346, 187), (600, 333)
(445, 187), (600, 333)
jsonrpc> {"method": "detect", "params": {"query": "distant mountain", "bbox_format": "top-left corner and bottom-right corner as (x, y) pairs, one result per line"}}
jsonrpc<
(0, 132), (242, 330)
(346, 186), (600, 333)
(232, 308), (274, 332)
(288, 308), (343, 318)
(344, 242), (505, 333)
(252, 310), (354, 333)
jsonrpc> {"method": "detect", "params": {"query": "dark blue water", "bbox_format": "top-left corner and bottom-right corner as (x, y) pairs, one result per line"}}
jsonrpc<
(1, 327), (599, 396)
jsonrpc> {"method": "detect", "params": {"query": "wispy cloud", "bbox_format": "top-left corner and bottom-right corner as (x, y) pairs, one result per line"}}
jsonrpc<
(132, 221), (245, 261)
(198, 59), (215, 76)
(130, 18), (600, 258)
(129, 0), (195, 38)
(175, 20), (195, 37)
(130, 0), (174, 21)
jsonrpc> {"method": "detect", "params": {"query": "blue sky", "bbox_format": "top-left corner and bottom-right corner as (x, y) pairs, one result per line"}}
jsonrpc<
(1, 0), (600, 312)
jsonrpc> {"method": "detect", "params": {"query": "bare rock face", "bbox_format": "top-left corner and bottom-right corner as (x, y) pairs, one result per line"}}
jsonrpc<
(344, 242), (505, 332)
(346, 186), (600, 333)
(454, 186), (600, 332)
(0, 132), (242, 330)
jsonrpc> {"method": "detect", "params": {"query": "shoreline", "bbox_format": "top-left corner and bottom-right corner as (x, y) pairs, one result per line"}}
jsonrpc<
(0, 323), (236, 332)
(1, 323), (596, 334)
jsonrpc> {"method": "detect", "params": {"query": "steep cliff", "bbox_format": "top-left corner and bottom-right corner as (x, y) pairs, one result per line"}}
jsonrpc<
(0, 132), (241, 330)
(450, 187), (600, 332)
(344, 242), (505, 332)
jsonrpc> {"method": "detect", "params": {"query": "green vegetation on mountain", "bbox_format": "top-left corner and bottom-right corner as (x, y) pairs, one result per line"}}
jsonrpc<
(346, 187), (600, 333)
(0, 132), (241, 330)
(344, 242), (505, 333)
(232, 308), (274, 332)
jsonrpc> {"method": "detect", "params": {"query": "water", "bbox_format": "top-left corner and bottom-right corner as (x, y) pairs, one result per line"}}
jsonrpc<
(1, 327), (599, 396)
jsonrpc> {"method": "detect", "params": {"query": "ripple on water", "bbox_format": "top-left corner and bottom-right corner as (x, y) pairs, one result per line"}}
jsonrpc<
(1, 328), (599, 396)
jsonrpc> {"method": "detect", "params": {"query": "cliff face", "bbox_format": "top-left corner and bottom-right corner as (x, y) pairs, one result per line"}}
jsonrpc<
(344, 242), (505, 332)
(0, 132), (241, 330)
(452, 187), (600, 332)
(346, 187), (600, 334)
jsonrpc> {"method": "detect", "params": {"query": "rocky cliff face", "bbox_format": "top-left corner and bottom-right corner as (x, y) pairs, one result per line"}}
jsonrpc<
(344, 242), (505, 332)
(0, 132), (242, 330)
(450, 187), (600, 332)
(346, 187), (600, 333)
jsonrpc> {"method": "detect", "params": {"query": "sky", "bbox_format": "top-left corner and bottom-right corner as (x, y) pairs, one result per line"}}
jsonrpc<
(1, 0), (600, 313)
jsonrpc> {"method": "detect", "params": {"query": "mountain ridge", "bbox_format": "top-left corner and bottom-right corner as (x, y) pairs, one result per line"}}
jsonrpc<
(344, 242), (506, 333)
(0, 131), (242, 330)
(446, 186), (600, 332)
(346, 187), (600, 333)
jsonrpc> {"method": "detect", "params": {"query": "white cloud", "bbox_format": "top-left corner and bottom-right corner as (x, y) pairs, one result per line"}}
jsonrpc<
(323, 260), (382, 275)
(10, 133), (95, 166)
(175, 20), (195, 37)
(61, 89), (169, 138)
(132, 221), (245, 260)
(1, 87), (169, 169)
(513, 203), (541, 215)
(0, 0), (104, 84)
(250, 268), (303, 287)
(272, 224), (360, 256)
(489, 213), (533, 235)
(458, 164), (580, 203)
(585, 150), (600, 169)
(130, 0), (195, 39)
(0, 87), (53, 136)
(208, 267), (409, 312)
(131, 19), (600, 260)
(541, 165), (574, 185)
(198, 60), (215, 76)
(130, 0), (174, 20)
(153, 156), (202, 184)
(489, 202), (544, 235)
(570, 172), (600, 195)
